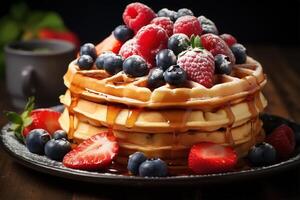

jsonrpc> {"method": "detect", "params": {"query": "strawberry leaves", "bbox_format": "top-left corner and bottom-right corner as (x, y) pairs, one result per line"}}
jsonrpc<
(4, 97), (35, 143)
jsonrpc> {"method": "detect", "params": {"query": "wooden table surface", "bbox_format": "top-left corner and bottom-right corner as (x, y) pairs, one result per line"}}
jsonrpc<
(1, 45), (300, 200)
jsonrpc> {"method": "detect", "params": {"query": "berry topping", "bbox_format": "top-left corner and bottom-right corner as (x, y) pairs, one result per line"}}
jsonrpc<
(168, 33), (190, 55)
(177, 48), (215, 88)
(220, 33), (237, 47)
(113, 25), (134, 43)
(266, 124), (296, 159)
(155, 49), (177, 71)
(147, 68), (166, 89)
(139, 158), (168, 177)
(63, 132), (119, 170)
(176, 8), (194, 19)
(201, 33), (235, 64)
(289, 122), (300, 146)
(101, 53), (123, 75)
(260, 113), (290, 134)
(157, 8), (177, 22)
(95, 52), (115, 69)
(214, 54), (233, 75)
(230, 43), (247, 64)
(136, 24), (168, 66)
(248, 142), (277, 167)
(80, 43), (97, 59)
(77, 55), (94, 70)
(188, 142), (237, 175)
(95, 34), (122, 55)
(173, 16), (202, 37)
(119, 39), (140, 59)
(52, 130), (68, 140)
(198, 16), (219, 35)
(127, 152), (147, 175)
(122, 2), (156, 33)
(123, 55), (149, 77)
(45, 138), (71, 161)
(163, 65), (187, 86)
(26, 129), (51, 155)
(150, 17), (174, 37)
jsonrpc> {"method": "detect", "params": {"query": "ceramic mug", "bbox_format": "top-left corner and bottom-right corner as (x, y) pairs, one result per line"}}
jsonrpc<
(4, 39), (75, 109)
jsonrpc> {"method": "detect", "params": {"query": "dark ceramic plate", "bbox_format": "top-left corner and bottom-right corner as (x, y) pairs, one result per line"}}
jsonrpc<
(1, 110), (300, 186)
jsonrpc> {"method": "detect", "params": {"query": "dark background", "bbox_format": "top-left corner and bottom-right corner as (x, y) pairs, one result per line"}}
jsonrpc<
(1, 0), (300, 46)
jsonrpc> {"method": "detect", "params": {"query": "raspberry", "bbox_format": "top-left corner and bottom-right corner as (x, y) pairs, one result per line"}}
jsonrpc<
(177, 48), (215, 88)
(220, 33), (237, 47)
(173, 16), (202, 37)
(119, 39), (140, 59)
(266, 124), (296, 159)
(201, 33), (235, 64)
(123, 2), (156, 33)
(136, 24), (168, 67)
(150, 17), (173, 37)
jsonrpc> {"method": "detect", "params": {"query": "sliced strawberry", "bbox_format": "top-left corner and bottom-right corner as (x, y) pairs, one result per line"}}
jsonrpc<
(188, 142), (237, 174)
(266, 124), (295, 159)
(95, 34), (122, 55)
(63, 132), (119, 170)
(30, 109), (61, 134)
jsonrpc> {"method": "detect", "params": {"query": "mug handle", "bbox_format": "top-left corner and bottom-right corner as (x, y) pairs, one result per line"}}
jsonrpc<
(21, 67), (36, 97)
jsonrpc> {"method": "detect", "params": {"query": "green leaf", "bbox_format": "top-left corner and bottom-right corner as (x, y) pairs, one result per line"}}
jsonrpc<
(10, 123), (21, 131)
(23, 117), (32, 127)
(194, 36), (201, 48)
(10, 2), (28, 21)
(35, 12), (65, 31)
(5, 112), (23, 124)
(24, 96), (35, 113)
(25, 11), (46, 29)
(0, 19), (21, 45)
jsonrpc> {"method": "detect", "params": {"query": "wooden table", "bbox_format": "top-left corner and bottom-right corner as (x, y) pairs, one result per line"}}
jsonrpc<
(1, 46), (300, 199)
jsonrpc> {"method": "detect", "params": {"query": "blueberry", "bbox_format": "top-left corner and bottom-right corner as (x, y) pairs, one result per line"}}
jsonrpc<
(164, 65), (187, 86)
(77, 55), (94, 70)
(198, 16), (219, 35)
(231, 43), (247, 64)
(95, 52), (115, 69)
(80, 43), (97, 59)
(147, 68), (166, 89)
(52, 130), (68, 140)
(113, 25), (134, 43)
(214, 54), (233, 75)
(157, 8), (177, 22)
(44, 138), (71, 161)
(26, 129), (51, 155)
(248, 142), (277, 166)
(168, 33), (190, 55)
(139, 158), (168, 177)
(102, 53), (123, 75)
(260, 113), (289, 135)
(176, 8), (194, 19)
(127, 152), (147, 175)
(123, 55), (149, 77)
(156, 49), (177, 71)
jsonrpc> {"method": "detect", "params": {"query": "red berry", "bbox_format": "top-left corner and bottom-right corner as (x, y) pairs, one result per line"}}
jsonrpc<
(188, 142), (237, 175)
(136, 24), (168, 67)
(150, 17), (173, 37)
(177, 48), (215, 88)
(95, 34), (122, 55)
(173, 16), (202, 37)
(266, 124), (296, 159)
(201, 33), (236, 64)
(220, 33), (237, 47)
(119, 39), (140, 59)
(63, 132), (119, 170)
(122, 2), (156, 34)
(30, 109), (61, 134)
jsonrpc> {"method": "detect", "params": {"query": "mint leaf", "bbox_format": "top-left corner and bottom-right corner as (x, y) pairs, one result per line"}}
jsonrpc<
(0, 18), (21, 45)
(5, 112), (23, 124)
(194, 36), (201, 48)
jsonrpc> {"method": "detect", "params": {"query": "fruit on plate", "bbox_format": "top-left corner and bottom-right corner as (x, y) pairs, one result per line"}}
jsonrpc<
(63, 132), (119, 170)
(45, 138), (71, 161)
(248, 142), (277, 166)
(26, 129), (51, 155)
(52, 130), (68, 140)
(127, 152), (147, 175)
(188, 142), (238, 174)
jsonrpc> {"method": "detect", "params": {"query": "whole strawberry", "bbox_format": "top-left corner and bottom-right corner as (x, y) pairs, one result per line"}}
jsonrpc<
(177, 48), (215, 88)
(201, 33), (235, 64)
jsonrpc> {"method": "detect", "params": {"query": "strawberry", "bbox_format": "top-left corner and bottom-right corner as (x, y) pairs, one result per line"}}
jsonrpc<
(95, 34), (122, 55)
(63, 132), (119, 170)
(266, 124), (296, 159)
(5, 97), (61, 142)
(188, 142), (237, 175)
(177, 47), (215, 88)
(201, 33), (235, 64)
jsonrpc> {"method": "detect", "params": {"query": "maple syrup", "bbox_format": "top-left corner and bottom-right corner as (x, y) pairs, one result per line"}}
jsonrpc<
(125, 108), (142, 128)
(106, 105), (122, 126)
(224, 105), (235, 146)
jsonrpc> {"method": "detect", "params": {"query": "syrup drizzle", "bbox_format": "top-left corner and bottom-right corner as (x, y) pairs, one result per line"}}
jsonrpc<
(247, 95), (259, 144)
(224, 105), (235, 146)
(125, 108), (141, 128)
(106, 105), (122, 126)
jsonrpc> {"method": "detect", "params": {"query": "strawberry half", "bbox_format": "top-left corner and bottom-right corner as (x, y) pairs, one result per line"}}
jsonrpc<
(188, 142), (237, 175)
(266, 124), (295, 159)
(63, 132), (119, 170)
